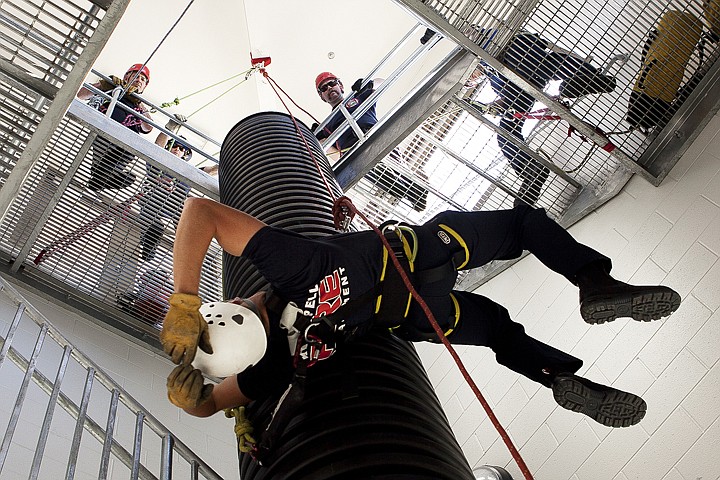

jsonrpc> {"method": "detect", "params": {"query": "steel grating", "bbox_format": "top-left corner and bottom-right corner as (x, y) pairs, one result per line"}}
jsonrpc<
(0, 105), (222, 332)
(0, 0), (103, 87)
(400, 0), (720, 180)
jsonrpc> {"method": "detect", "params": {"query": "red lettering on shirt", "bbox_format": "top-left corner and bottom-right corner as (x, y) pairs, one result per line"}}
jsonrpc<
(316, 271), (343, 317)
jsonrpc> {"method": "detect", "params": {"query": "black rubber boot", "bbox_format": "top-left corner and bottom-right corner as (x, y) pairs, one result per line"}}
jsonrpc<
(552, 373), (646, 427)
(576, 261), (681, 324)
(580, 283), (681, 324)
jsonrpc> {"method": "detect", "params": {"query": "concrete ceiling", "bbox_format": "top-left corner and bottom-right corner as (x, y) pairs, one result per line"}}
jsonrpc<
(88, 0), (440, 148)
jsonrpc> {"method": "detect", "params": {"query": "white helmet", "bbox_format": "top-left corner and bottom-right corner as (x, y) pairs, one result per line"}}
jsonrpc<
(192, 300), (267, 377)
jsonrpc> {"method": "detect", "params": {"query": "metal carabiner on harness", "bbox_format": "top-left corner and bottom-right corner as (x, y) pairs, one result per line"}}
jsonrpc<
(302, 316), (338, 345)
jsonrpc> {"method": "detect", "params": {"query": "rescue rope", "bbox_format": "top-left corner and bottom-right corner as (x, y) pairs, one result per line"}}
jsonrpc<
(470, 100), (562, 121)
(34, 192), (144, 265)
(225, 407), (257, 453)
(335, 198), (534, 480)
(261, 72), (535, 480)
(159, 68), (256, 108)
(262, 71), (338, 204)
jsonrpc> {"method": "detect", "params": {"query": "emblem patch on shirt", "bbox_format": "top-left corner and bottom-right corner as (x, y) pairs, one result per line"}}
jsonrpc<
(437, 230), (452, 245)
(345, 98), (359, 108)
(304, 267), (350, 319)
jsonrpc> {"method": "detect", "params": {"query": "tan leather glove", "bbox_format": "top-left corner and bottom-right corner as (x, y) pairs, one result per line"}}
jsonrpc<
(97, 76), (124, 92)
(165, 113), (187, 133)
(167, 365), (214, 409)
(160, 293), (213, 365)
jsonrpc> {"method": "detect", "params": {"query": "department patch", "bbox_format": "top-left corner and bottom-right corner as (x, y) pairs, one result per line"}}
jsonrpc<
(345, 98), (359, 108)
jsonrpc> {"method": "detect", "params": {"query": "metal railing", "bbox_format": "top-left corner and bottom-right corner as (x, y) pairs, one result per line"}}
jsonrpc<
(324, 0), (720, 288)
(0, 99), (222, 343)
(81, 69), (222, 167)
(0, 276), (222, 480)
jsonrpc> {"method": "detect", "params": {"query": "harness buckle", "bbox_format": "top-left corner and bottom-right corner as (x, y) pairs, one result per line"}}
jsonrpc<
(302, 316), (336, 344)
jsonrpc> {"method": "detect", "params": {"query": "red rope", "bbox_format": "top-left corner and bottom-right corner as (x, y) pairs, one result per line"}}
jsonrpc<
(513, 107), (562, 121)
(34, 192), (144, 265)
(263, 72), (338, 202)
(262, 73), (535, 480)
(337, 198), (535, 480)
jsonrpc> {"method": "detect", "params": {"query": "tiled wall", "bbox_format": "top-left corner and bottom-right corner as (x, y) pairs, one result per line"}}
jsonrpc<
(416, 112), (720, 480)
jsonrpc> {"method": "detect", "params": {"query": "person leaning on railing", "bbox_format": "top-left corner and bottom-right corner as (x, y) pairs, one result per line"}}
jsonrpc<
(312, 72), (429, 212)
(76, 64), (154, 191)
(462, 28), (617, 206)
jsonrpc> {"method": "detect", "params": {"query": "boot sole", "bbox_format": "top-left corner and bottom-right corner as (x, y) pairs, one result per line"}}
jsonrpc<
(581, 287), (680, 325)
(552, 375), (646, 427)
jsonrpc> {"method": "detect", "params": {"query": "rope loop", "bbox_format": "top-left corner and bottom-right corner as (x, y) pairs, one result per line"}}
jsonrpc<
(331, 196), (356, 231)
(225, 406), (257, 453)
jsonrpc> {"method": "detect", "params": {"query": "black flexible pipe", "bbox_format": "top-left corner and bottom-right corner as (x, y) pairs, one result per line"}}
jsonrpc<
(219, 112), (474, 480)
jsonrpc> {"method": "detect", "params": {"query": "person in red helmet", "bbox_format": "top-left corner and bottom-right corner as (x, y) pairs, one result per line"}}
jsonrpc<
(313, 71), (429, 211)
(313, 71), (379, 157)
(77, 64), (154, 191)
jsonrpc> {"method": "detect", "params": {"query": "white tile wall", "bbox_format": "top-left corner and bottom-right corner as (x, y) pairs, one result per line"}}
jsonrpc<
(2, 115), (719, 479)
(419, 112), (720, 479)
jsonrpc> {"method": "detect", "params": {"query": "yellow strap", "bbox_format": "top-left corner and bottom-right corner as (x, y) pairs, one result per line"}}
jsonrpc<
(388, 292), (460, 338)
(438, 223), (470, 270)
(444, 293), (461, 337)
(376, 227), (415, 316)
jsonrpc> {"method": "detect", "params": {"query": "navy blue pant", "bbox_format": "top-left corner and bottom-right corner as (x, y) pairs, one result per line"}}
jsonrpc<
(403, 205), (609, 386)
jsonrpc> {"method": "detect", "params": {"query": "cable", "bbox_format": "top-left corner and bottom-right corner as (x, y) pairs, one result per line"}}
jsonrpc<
(121, 0), (196, 98)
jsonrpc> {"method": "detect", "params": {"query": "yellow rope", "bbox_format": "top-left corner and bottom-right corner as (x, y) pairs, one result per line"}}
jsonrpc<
(224, 406), (257, 453)
(159, 67), (258, 112)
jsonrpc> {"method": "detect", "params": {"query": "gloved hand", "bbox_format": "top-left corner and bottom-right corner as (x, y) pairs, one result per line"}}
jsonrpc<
(420, 28), (437, 45)
(310, 122), (319, 131)
(165, 113), (187, 133)
(351, 78), (373, 93)
(97, 75), (125, 92)
(167, 364), (214, 409)
(160, 293), (213, 365)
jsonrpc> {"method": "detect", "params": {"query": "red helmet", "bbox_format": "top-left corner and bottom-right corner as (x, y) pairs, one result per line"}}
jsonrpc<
(315, 71), (338, 90)
(126, 63), (150, 83)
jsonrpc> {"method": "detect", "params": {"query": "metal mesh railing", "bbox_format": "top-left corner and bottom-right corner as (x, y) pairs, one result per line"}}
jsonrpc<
(398, 0), (720, 177)
(0, 100), (222, 333)
(0, 277), (222, 479)
(0, 0), (103, 88)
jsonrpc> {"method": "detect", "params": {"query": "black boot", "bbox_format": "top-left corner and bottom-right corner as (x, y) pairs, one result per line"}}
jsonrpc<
(140, 221), (164, 261)
(576, 261), (681, 324)
(552, 373), (646, 427)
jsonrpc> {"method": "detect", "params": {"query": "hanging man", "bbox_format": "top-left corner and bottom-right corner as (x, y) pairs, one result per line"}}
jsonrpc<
(161, 198), (681, 431)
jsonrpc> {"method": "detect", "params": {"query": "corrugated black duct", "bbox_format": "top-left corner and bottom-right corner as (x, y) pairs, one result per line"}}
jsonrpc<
(219, 112), (474, 480)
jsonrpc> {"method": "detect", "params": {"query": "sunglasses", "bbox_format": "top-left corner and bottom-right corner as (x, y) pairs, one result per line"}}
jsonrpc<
(169, 142), (188, 153)
(318, 79), (339, 93)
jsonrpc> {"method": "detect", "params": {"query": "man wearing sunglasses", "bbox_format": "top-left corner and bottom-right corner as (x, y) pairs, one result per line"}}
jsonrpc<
(313, 72), (429, 212)
(314, 72), (379, 159)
